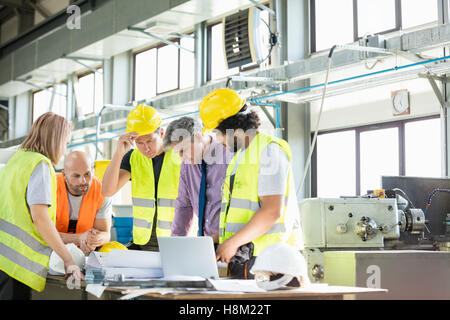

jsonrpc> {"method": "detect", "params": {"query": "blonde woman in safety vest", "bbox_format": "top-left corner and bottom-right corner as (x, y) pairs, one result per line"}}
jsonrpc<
(102, 105), (181, 251)
(199, 89), (304, 279)
(0, 112), (84, 300)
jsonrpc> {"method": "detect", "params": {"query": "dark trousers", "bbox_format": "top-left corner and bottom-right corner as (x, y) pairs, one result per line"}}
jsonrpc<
(0, 270), (31, 300)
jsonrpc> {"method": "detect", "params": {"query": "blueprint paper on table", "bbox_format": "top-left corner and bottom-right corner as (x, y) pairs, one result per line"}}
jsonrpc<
(103, 249), (162, 269)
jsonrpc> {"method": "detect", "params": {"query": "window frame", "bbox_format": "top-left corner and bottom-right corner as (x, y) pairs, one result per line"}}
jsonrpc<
(311, 115), (440, 197)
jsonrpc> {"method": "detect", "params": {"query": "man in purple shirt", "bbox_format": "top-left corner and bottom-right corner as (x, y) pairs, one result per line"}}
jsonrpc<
(163, 117), (233, 242)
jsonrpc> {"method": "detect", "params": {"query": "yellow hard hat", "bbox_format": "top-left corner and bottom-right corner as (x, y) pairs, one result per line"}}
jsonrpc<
(199, 89), (245, 133)
(98, 241), (128, 253)
(126, 104), (162, 136)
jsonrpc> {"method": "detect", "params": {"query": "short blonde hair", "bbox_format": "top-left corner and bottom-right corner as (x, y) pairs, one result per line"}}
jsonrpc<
(21, 112), (73, 164)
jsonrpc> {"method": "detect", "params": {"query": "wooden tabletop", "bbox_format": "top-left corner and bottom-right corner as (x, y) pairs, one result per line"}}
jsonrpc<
(45, 275), (387, 300)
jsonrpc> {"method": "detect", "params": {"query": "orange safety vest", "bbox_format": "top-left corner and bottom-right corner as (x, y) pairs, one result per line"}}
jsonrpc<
(56, 173), (104, 234)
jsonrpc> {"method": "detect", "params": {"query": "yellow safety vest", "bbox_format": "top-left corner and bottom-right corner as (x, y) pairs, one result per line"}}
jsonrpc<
(129, 149), (181, 245)
(0, 150), (57, 292)
(219, 133), (301, 256)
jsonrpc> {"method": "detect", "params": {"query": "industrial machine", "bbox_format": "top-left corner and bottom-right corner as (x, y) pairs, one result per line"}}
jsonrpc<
(300, 197), (425, 250)
(300, 177), (450, 299)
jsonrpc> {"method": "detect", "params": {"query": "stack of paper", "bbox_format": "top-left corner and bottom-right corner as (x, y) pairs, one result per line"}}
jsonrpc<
(101, 249), (163, 280)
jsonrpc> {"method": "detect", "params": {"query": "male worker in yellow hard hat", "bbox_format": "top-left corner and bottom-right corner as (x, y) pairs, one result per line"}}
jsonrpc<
(102, 105), (181, 252)
(56, 151), (112, 254)
(199, 88), (303, 279)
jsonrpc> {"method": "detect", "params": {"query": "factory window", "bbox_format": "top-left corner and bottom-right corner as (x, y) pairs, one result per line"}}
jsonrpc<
(77, 68), (103, 116)
(356, 0), (398, 38)
(405, 118), (441, 177)
(311, 0), (438, 52)
(179, 37), (195, 89)
(208, 22), (239, 81)
(157, 44), (179, 94)
(312, 116), (440, 197)
(401, 0), (438, 29)
(133, 35), (195, 101)
(359, 126), (399, 195)
(134, 48), (157, 101)
(315, 130), (356, 198)
(311, 0), (354, 53)
(32, 83), (67, 122)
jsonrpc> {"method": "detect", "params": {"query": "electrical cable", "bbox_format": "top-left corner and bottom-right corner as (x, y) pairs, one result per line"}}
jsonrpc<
(424, 188), (450, 214)
(392, 188), (416, 208)
(296, 45), (335, 197)
(257, 17), (277, 66)
(364, 59), (381, 70)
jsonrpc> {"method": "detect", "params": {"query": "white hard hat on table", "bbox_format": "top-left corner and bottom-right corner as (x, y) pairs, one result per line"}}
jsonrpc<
(49, 243), (86, 275)
(250, 242), (310, 291)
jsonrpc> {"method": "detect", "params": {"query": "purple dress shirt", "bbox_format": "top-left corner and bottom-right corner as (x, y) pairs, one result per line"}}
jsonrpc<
(171, 137), (233, 237)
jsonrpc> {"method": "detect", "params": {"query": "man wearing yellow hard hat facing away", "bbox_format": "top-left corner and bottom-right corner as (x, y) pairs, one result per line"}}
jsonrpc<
(102, 105), (181, 252)
(199, 88), (303, 279)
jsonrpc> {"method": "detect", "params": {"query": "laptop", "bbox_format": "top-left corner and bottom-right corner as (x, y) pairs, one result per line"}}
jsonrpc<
(158, 236), (219, 279)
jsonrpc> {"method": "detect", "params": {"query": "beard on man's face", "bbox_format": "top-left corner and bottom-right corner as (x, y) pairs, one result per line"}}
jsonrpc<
(67, 180), (91, 196)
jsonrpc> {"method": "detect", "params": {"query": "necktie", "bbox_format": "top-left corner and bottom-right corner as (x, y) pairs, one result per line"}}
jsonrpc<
(198, 161), (207, 236)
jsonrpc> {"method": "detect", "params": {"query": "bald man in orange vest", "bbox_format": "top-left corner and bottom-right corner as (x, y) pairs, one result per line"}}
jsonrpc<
(56, 151), (112, 254)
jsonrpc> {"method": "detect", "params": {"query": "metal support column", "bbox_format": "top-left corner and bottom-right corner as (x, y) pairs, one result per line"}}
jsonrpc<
(438, 0), (450, 176)
(66, 76), (74, 121)
(274, 0), (312, 199)
(194, 22), (207, 87)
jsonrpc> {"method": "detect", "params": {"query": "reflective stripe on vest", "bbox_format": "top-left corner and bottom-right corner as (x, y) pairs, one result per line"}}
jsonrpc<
(0, 242), (48, 279)
(157, 198), (177, 208)
(0, 219), (52, 256)
(133, 218), (152, 229)
(157, 220), (172, 230)
(132, 198), (155, 208)
(219, 222), (286, 236)
(219, 133), (299, 256)
(221, 197), (289, 212)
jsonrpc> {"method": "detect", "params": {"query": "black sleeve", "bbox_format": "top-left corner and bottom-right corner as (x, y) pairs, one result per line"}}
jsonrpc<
(120, 149), (133, 173)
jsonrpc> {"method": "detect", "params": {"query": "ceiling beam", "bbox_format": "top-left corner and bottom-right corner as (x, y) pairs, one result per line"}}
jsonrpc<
(0, 6), (15, 22)
(26, 0), (50, 18)
(0, 0), (26, 8)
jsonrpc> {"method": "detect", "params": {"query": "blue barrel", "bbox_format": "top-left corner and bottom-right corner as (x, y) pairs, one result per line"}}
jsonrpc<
(112, 217), (133, 244)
